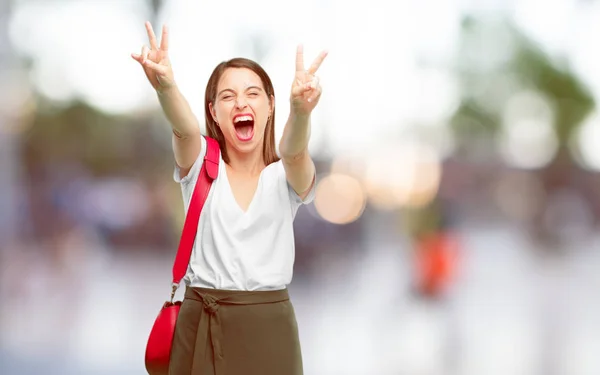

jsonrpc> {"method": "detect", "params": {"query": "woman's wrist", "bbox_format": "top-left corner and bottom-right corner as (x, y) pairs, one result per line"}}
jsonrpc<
(157, 82), (179, 97)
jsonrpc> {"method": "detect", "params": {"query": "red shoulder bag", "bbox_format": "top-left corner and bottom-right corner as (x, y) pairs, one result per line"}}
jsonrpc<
(144, 137), (220, 375)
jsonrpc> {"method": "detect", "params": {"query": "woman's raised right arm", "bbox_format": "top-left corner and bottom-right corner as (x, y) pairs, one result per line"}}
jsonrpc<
(132, 22), (201, 177)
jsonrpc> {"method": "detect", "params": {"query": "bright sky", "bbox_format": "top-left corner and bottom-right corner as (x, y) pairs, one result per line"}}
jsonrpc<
(7, 0), (600, 162)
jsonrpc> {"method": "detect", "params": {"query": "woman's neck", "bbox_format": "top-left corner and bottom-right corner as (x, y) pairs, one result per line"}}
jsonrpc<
(225, 145), (266, 176)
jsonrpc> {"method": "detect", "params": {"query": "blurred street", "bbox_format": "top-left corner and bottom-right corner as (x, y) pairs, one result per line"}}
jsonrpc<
(3, 217), (600, 375)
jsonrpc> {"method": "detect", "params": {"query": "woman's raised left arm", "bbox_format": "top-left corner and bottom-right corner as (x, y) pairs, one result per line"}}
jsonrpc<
(278, 45), (328, 199)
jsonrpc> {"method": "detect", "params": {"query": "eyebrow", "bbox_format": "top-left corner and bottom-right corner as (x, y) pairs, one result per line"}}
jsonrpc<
(217, 86), (264, 97)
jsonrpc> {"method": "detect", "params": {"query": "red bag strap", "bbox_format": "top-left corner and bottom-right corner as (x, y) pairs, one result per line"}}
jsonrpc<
(170, 136), (220, 301)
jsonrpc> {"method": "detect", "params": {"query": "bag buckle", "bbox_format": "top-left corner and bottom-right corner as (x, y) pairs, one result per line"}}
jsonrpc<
(170, 283), (178, 303)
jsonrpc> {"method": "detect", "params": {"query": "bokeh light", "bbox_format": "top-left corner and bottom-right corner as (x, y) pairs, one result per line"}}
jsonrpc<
(363, 141), (442, 210)
(571, 111), (600, 171)
(497, 90), (559, 169)
(314, 173), (366, 225)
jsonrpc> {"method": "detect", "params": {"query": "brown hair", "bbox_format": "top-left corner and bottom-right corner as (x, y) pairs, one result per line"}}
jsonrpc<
(204, 58), (279, 165)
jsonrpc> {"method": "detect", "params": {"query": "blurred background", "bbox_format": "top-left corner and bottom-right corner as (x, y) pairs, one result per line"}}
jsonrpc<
(1, 0), (600, 374)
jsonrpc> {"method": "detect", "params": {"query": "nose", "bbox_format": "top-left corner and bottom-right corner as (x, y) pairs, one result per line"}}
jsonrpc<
(235, 96), (248, 109)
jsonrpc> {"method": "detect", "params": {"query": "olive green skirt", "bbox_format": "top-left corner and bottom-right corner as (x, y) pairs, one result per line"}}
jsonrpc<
(168, 286), (303, 375)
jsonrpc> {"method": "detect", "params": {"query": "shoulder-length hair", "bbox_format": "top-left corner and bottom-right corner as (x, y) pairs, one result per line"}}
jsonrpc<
(204, 58), (279, 165)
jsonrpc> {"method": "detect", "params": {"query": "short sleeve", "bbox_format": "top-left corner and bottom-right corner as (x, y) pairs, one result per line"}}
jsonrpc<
(283, 163), (317, 207)
(173, 136), (207, 185)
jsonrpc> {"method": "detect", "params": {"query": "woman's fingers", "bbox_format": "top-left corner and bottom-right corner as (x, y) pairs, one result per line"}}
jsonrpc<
(132, 45), (167, 69)
(295, 44), (305, 73)
(143, 59), (168, 76)
(141, 45), (150, 63)
(145, 21), (159, 50)
(291, 81), (312, 97)
(310, 76), (319, 90)
(291, 75), (322, 104)
(140, 22), (169, 58)
(160, 24), (169, 51)
(307, 76), (321, 102)
(132, 23), (173, 90)
(132, 51), (167, 76)
(307, 51), (328, 75)
(295, 43), (328, 75)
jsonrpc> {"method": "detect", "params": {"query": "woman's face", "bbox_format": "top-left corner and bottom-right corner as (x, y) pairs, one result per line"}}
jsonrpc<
(210, 67), (273, 157)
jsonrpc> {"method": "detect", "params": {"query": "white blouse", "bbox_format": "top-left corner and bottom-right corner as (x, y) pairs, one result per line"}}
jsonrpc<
(174, 136), (315, 291)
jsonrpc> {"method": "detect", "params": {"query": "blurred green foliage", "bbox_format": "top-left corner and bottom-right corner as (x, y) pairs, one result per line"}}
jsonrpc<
(452, 16), (595, 147)
(21, 100), (173, 177)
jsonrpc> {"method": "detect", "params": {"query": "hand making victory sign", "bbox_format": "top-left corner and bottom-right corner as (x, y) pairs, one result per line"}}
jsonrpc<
(290, 45), (328, 116)
(131, 22), (175, 93)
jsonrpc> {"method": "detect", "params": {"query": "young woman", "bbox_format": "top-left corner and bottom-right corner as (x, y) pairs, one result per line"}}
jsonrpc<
(132, 22), (327, 375)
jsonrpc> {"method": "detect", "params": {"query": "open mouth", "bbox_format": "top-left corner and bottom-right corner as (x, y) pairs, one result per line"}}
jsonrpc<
(233, 114), (254, 142)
